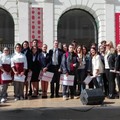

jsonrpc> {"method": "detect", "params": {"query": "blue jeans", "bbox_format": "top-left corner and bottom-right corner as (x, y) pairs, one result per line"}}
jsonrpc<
(96, 74), (104, 90)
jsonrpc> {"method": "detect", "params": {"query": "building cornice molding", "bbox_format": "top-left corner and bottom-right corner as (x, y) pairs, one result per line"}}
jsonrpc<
(105, 0), (120, 5)
(17, 0), (53, 3)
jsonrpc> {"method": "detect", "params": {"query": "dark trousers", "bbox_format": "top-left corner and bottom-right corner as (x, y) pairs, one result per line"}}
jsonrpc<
(109, 72), (116, 96)
(102, 73), (108, 96)
(105, 69), (110, 95)
(50, 65), (60, 96)
(77, 69), (86, 94)
(14, 81), (24, 98)
(116, 74), (120, 92)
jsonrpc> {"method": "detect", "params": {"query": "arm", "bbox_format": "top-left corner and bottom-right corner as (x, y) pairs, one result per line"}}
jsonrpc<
(61, 54), (68, 74)
(115, 55), (120, 71)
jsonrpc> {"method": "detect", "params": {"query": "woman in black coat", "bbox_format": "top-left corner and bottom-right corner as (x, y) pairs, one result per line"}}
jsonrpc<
(21, 41), (32, 99)
(31, 46), (41, 97)
(108, 48), (117, 99)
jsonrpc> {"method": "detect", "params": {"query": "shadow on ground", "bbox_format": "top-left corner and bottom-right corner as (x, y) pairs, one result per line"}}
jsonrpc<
(0, 105), (120, 120)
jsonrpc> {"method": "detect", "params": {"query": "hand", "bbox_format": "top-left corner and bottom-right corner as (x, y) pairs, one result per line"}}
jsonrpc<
(20, 72), (24, 76)
(73, 64), (76, 67)
(58, 69), (61, 72)
(43, 67), (47, 72)
(66, 73), (69, 76)
(14, 71), (18, 76)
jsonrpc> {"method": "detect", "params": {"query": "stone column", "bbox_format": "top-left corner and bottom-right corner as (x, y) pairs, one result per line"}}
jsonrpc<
(18, 1), (29, 44)
(105, 4), (115, 46)
(43, 0), (54, 50)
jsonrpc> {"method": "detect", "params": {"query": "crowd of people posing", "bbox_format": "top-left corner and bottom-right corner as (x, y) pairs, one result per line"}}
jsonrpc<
(0, 39), (120, 103)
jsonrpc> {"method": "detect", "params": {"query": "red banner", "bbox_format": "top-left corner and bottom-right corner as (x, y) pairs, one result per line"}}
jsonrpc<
(30, 7), (43, 48)
(115, 13), (120, 46)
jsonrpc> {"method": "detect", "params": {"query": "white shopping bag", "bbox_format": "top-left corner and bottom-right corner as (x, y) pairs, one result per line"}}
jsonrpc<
(60, 74), (74, 86)
(1, 72), (12, 81)
(84, 75), (95, 85)
(14, 75), (26, 82)
(41, 71), (54, 82)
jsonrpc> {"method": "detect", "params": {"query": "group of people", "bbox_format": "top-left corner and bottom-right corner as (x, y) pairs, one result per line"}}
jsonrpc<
(0, 39), (120, 103)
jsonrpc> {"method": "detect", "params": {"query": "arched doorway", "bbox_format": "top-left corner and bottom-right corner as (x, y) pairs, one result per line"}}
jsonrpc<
(57, 9), (98, 49)
(0, 8), (14, 53)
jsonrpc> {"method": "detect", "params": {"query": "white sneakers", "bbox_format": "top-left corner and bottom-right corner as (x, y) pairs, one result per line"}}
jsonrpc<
(63, 96), (69, 100)
(14, 98), (19, 101)
(0, 98), (7, 103)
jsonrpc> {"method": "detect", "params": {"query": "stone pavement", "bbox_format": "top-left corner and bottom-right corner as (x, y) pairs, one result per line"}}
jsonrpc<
(0, 85), (120, 110)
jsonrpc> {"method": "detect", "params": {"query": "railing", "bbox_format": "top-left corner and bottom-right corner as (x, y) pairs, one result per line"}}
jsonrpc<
(0, 44), (14, 54)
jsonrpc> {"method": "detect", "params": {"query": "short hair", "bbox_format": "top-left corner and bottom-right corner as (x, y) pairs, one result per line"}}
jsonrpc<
(42, 44), (47, 47)
(53, 40), (58, 43)
(69, 44), (74, 47)
(71, 40), (77, 44)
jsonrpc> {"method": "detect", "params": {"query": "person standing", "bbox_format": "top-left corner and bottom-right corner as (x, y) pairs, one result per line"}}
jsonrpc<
(49, 40), (63, 98)
(108, 48), (117, 99)
(21, 41), (32, 99)
(38, 44), (50, 98)
(0, 47), (12, 103)
(115, 44), (120, 98)
(99, 45), (108, 96)
(11, 43), (27, 101)
(90, 47), (104, 89)
(30, 46), (41, 97)
(61, 44), (78, 100)
(104, 41), (114, 98)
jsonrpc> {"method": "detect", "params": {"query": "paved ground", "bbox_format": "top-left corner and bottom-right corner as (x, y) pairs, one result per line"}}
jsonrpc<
(1, 86), (120, 120)
(0, 85), (120, 110)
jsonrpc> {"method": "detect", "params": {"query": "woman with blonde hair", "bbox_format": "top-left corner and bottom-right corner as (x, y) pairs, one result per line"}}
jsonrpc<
(104, 41), (116, 98)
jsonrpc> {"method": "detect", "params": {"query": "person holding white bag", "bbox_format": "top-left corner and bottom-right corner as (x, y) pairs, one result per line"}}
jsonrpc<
(61, 44), (78, 100)
(11, 43), (27, 101)
(90, 47), (104, 89)
(0, 47), (12, 103)
(38, 44), (50, 98)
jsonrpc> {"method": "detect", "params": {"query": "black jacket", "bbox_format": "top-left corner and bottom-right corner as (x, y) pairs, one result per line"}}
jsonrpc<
(49, 48), (63, 68)
(108, 53), (117, 70)
(115, 54), (120, 71)
(38, 52), (51, 69)
(21, 48), (32, 70)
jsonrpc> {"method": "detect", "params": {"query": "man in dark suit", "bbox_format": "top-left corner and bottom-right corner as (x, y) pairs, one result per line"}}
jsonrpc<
(49, 40), (63, 98)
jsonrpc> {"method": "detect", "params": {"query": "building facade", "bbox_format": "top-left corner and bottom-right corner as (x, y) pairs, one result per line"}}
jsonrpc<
(0, 0), (120, 51)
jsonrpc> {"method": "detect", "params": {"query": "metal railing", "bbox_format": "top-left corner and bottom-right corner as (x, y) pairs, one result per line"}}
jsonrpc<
(0, 44), (14, 54)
